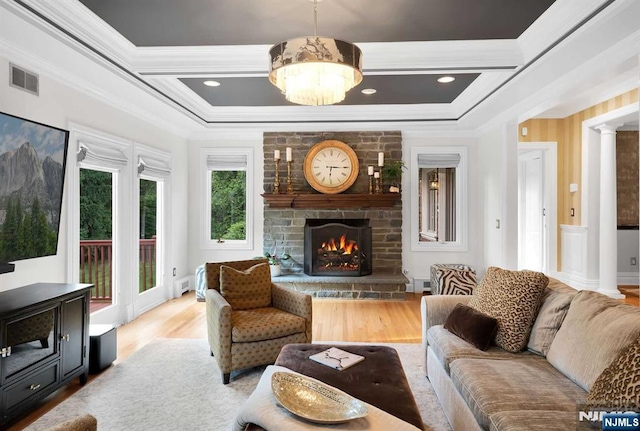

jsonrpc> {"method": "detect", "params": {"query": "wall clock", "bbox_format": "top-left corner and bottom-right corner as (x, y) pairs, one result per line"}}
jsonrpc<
(304, 140), (359, 194)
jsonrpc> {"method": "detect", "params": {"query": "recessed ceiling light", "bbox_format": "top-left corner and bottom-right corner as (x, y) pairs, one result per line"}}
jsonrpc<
(361, 88), (377, 95)
(203, 80), (221, 87)
(437, 76), (455, 84)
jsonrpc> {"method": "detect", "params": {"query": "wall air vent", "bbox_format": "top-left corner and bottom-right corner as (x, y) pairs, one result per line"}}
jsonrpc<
(10, 64), (39, 96)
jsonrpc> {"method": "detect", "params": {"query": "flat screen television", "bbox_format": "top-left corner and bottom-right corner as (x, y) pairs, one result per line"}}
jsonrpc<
(0, 112), (69, 274)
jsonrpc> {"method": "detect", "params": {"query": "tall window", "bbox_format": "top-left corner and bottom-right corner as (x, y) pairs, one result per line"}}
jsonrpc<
(139, 178), (158, 293)
(411, 147), (467, 251)
(78, 168), (114, 310)
(202, 148), (253, 249)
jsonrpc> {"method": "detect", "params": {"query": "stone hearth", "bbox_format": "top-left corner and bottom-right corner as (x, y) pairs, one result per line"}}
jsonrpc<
(272, 273), (409, 299)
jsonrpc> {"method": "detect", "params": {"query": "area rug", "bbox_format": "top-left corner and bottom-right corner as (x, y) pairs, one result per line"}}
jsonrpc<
(26, 339), (451, 431)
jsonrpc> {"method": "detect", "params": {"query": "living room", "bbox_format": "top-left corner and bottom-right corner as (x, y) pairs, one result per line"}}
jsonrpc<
(0, 0), (639, 430)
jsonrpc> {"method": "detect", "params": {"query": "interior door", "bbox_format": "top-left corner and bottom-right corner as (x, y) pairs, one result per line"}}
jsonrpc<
(518, 151), (546, 272)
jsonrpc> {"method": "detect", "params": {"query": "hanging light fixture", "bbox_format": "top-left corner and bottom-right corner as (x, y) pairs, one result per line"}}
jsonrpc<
(429, 170), (440, 190)
(268, 0), (363, 106)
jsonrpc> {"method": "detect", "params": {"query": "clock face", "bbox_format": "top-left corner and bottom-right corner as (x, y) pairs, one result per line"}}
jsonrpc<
(304, 140), (359, 194)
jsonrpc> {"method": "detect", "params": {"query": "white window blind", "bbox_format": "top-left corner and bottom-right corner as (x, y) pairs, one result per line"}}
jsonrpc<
(417, 153), (461, 168)
(138, 156), (171, 177)
(77, 141), (128, 169)
(206, 154), (248, 171)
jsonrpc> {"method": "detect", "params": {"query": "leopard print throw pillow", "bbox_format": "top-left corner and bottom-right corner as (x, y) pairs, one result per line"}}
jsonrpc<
(468, 267), (548, 353)
(587, 336), (640, 410)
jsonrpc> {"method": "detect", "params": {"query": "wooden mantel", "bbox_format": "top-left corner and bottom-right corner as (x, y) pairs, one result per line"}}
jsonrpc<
(261, 193), (401, 209)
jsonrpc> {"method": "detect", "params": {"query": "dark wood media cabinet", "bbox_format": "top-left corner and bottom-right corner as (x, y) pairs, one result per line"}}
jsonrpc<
(0, 283), (92, 426)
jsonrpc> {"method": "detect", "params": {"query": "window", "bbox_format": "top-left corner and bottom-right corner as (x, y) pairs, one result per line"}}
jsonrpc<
(201, 148), (253, 249)
(411, 147), (467, 251)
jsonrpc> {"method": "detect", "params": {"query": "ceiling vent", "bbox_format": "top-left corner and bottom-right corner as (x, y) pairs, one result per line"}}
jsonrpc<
(10, 63), (39, 96)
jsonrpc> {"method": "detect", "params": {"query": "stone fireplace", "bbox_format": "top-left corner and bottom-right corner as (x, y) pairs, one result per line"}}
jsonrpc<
(304, 219), (372, 277)
(262, 131), (408, 298)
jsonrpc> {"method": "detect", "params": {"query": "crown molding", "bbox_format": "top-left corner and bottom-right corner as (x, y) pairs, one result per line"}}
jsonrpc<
(14, 0), (137, 66)
(134, 40), (523, 76)
(0, 11), (195, 138)
(518, 0), (611, 62)
(187, 121), (475, 141)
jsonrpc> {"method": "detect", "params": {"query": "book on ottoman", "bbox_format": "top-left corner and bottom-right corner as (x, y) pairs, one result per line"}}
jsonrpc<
(309, 347), (365, 371)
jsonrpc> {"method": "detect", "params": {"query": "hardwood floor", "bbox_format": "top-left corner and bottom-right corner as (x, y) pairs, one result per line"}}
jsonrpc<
(8, 287), (638, 430)
(8, 291), (423, 430)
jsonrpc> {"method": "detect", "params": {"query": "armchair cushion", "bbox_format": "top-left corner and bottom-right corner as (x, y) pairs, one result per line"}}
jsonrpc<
(231, 308), (306, 343)
(206, 258), (268, 292)
(220, 263), (271, 310)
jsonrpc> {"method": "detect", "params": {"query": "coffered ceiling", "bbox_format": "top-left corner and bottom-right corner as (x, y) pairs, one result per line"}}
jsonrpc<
(3, 0), (638, 130)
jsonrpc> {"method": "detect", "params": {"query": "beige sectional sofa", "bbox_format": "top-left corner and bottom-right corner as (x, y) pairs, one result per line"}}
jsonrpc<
(421, 277), (640, 431)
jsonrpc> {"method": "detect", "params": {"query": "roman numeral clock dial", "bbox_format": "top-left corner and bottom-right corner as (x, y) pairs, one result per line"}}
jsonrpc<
(303, 140), (360, 194)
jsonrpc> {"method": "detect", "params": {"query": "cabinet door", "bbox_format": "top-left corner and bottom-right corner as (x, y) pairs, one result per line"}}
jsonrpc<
(1, 305), (58, 384)
(60, 295), (87, 378)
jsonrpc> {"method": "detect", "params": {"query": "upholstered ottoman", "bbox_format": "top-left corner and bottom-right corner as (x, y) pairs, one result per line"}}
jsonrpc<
(430, 264), (476, 295)
(246, 343), (424, 430)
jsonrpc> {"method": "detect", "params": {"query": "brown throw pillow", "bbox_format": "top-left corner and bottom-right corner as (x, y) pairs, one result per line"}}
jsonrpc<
(586, 336), (640, 411)
(444, 303), (498, 351)
(468, 267), (548, 353)
(219, 263), (271, 310)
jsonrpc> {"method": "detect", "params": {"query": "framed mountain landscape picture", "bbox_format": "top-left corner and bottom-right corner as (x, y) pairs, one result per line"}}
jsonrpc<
(0, 112), (69, 265)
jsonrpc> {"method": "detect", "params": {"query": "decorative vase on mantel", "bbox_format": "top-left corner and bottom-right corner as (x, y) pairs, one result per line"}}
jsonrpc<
(269, 263), (282, 277)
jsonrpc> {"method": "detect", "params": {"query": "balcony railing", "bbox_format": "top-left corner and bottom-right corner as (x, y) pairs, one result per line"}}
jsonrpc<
(80, 239), (156, 305)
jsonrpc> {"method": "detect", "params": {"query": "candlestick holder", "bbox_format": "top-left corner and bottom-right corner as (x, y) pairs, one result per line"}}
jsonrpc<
(286, 160), (294, 194)
(368, 175), (373, 194)
(375, 176), (381, 194)
(273, 160), (281, 194)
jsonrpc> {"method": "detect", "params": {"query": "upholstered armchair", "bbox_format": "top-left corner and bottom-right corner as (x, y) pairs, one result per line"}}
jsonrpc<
(205, 259), (312, 384)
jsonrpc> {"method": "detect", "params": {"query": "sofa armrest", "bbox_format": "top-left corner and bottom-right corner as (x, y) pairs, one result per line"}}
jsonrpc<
(421, 295), (472, 333)
(205, 289), (232, 373)
(272, 284), (313, 342)
(421, 295), (471, 375)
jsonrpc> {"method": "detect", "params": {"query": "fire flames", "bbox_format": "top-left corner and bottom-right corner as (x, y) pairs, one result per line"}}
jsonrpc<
(320, 234), (358, 255)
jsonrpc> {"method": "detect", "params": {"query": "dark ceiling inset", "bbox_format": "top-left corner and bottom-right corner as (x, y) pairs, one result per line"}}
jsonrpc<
(79, 0), (556, 47)
(180, 74), (479, 107)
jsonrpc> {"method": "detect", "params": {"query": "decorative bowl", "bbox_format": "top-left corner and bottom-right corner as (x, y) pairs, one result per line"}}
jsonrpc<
(271, 372), (368, 424)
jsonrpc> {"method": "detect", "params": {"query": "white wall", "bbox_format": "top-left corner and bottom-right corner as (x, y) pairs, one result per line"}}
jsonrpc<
(477, 126), (513, 274)
(188, 134), (265, 271)
(0, 55), (189, 292)
(402, 132), (480, 288)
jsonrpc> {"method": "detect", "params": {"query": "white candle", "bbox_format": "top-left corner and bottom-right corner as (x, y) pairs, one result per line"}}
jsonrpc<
(374, 171), (380, 179)
(286, 147), (292, 162)
(274, 150), (280, 161)
(378, 152), (384, 167)
(368, 166), (374, 176)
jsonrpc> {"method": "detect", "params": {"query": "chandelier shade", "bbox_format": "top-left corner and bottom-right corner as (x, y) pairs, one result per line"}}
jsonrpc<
(268, 37), (363, 106)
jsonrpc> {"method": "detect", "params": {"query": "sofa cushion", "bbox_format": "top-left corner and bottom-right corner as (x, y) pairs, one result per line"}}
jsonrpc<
(586, 335), (640, 410)
(547, 290), (640, 391)
(468, 267), (548, 353)
(231, 308), (306, 343)
(220, 263), (271, 310)
(427, 325), (528, 374)
(444, 303), (498, 351)
(527, 278), (577, 356)
(450, 357), (587, 430)
(489, 410), (578, 431)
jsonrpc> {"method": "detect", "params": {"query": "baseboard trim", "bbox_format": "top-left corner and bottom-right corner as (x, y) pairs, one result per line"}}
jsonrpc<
(551, 271), (599, 291)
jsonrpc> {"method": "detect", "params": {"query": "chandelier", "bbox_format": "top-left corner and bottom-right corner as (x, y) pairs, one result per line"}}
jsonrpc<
(268, 0), (363, 106)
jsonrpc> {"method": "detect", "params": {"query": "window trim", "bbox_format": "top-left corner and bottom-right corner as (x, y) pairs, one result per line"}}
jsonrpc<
(411, 146), (468, 252)
(200, 147), (253, 250)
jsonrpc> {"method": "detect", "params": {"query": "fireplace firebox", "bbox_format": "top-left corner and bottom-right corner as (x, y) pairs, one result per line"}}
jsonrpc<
(304, 219), (372, 277)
